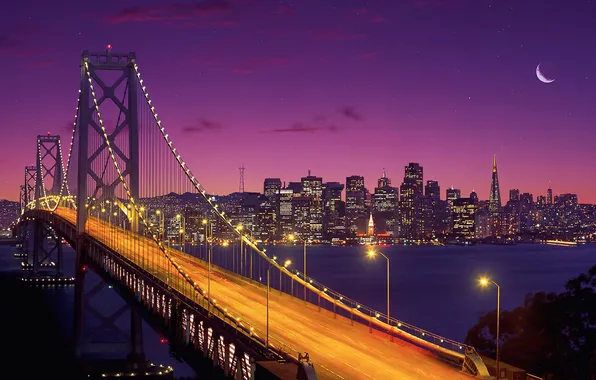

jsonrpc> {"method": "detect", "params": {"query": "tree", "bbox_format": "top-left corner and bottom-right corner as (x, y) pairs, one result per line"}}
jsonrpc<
(465, 265), (596, 379)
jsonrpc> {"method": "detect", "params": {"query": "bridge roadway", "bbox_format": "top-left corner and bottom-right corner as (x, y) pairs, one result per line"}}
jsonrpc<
(56, 208), (471, 380)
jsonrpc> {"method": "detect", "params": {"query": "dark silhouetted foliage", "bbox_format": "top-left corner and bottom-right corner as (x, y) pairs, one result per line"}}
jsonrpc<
(465, 265), (596, 380)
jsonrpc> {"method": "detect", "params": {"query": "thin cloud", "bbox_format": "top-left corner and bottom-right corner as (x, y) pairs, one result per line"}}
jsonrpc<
(232, 56), (289, 75)
(311, 28), (366, 41)
(27, 59), (57, 68)
(264, 123), (338, 134)
(106, 1), (233, 24)
(413, 0), (467, 8)
(360, 52), (379, 59)
(272, 5), (295, 15)
(368, 16), (387, 23)
(339, 106), (363, 121)
(191, 57), (219, 66)
(351, 8), (370, 15)
(261, 29), (284, 36)
(350, 8), (386, 23)
(0, 26), (43, 58)
(183, 118), (223, 133)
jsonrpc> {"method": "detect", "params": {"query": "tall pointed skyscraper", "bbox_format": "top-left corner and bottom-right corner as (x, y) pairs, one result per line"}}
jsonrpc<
(489, 155), (502, 214)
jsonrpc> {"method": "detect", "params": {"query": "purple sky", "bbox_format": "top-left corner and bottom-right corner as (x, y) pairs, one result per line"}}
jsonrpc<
(1, 0), (595, 202)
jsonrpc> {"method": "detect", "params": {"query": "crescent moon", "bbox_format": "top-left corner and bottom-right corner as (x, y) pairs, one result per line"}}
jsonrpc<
(536, 63), (554, 84)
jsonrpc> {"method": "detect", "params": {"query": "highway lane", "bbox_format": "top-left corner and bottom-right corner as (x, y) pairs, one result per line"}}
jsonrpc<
(56, 208), (472, 380)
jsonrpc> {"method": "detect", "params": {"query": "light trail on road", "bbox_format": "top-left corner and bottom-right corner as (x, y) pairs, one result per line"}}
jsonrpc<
(57, 208), (473, 380)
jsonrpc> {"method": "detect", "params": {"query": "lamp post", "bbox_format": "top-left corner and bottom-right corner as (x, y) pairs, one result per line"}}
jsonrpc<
(367, 249), (390, 324)
(155, 210), (164, 242)
(479, 277), (501, 379)
(203, 218), (213, 316)
(176, 214), (185, 250)
(237, 224), (244, 276)
(179, 228), (184, 252)
(267, 258), (291, 348)
(288, 234), (307, 301)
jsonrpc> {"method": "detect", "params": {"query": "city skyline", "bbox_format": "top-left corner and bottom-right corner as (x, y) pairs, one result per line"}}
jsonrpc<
(1, 0), (595, 202)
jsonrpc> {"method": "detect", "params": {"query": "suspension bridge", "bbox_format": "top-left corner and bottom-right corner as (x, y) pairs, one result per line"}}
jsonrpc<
(11, 48), (492, 379)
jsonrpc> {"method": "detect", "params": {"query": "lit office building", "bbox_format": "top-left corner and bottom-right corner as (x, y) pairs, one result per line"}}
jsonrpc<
(292, 196), (311, 240)
(373, 171), (398, 235)
(301, 171), (324, 240)
(278, 188), (294, 237)
(452, 197), (477, 239)
(399, 163), (423, 240)
(345, 175), (367, 236)
(323, 182), (345, 240)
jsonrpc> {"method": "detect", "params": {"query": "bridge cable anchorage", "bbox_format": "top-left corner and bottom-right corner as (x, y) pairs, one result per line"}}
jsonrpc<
(132, 63), (479, 361)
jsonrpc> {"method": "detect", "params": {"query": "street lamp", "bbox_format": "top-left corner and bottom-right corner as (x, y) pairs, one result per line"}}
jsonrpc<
(202, 219), (208, 261)
(179, 228), (184, 252)
(237, 223), (244, 276)
(479, 277), (501, 379)
(288, 234), (308, 301)
(367, 249), (390, 325)
(266, 258), (291, 348)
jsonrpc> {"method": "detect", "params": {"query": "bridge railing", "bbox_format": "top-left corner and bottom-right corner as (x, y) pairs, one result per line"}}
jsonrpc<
(287, 265), (472, 357)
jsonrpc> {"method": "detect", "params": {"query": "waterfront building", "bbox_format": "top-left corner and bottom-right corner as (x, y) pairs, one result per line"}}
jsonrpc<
(323, 182), (345, 240)
(372, 171), (398, 235)
(345, 175), (367, 236)
(452, 197), (477, 239)
(399, 163), (423, 240)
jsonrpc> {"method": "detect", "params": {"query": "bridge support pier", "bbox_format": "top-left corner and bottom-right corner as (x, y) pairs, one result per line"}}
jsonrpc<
(19, 219), (73, 286)
(14, 221), (31, 260)
(74, 252), (148, 368)
(32, 220), (63, 275)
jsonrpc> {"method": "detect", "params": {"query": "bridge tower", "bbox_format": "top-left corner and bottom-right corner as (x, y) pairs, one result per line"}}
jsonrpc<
(75, 48), (139, 234)
(35, 134), (63, 207)
(29, 134), (65, 275)
(18, 166), (37, 260)
(24, 165), (36, 210)
(74, 47), (146, 371)
(19, 185), (27, 216)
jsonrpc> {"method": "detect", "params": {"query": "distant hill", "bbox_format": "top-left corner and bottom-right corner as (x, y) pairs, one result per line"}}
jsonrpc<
(0, 200), (19, 229)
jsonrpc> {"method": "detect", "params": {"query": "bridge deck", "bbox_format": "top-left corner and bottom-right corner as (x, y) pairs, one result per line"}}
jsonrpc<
(57, 208), (471, 380)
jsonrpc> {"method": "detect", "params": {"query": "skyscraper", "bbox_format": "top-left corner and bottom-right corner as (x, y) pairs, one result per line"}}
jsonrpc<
(547, 182), (553, 205)
(452, 197), (477, 240)
(489, 155), (502, 214)
(399, 163), (423, 240)
(509, 189), (520, 202)
(445, 187), (461, 234)
(263, 178), (282, 235)
(264, 178), (282, 198)
(419, 180), (441, 238)
(323, 182), (345, 239)
(278, 188), (294, 236)
(345, 175), (367, 235)
(489, 155), (502, 236)
(301, 170), (324, 240)
(373, 171), (398, 234)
